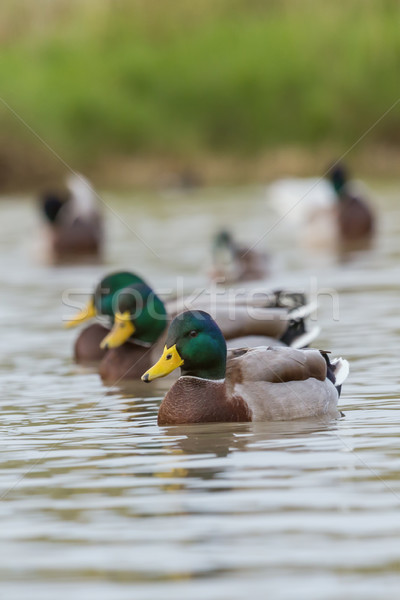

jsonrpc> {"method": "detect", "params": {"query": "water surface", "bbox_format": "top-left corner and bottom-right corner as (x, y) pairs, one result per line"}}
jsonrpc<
(1, 185), (400, 599)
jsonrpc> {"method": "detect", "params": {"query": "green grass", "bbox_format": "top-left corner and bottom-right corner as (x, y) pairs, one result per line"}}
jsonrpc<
(1, 0), (400, 174)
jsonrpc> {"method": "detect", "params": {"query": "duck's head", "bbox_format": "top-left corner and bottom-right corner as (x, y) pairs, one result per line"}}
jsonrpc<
(213, 229), (236, 257)
(64, 271), (145, 329)
(329, 164), (348, 195)
(212, 230), (239, 281)
(142, 310), (227, 382)
(41, 189), (70, 223)
(214, 229), (233, 249)
(99, 282), (168, 349)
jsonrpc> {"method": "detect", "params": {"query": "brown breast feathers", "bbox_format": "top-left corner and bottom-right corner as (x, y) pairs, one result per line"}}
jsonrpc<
(99, 343), (154, 383)
(158, 377), (252, 425)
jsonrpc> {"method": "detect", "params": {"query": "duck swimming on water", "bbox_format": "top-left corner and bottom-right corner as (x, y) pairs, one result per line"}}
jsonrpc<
(65, 271), (147, 363)
(65, 270), (320, 383)
(329, 164), (375, 244)
(142, 310), (349, 425)
(97, 287), (319, 383)
(41, 174), (103, 262)
(209, 229), (269, 284)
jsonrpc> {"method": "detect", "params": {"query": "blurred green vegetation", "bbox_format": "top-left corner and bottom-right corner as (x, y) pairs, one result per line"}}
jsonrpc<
(0, 0), (400, 178)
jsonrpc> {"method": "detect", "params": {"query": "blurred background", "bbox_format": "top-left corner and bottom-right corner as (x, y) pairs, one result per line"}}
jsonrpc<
(3, 3), (400, 600)
(1, 0), (399, 190)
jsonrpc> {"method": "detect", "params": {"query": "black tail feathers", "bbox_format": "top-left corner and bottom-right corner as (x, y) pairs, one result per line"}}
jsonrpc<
(272, 290), (307, 311)
(320, 351), (343, 396)
(280, 317), (306, 347)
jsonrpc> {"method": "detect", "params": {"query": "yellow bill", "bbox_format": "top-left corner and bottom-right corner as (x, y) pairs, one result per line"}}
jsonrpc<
(141, 344), (183, 382)
(100, 311), (135, 349)
(64, 298), (96, 329)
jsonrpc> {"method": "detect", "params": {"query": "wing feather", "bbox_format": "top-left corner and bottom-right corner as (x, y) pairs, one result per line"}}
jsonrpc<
(226, 346), (327, 386)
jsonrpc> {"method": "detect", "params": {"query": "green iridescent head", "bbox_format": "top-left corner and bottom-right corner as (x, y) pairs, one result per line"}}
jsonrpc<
(330, 164), (348, 196)
(64, 271), (145, 329)
(94, 271), (145, 317)
(100, 282), (168, 349)
(142, 310), (227, 382)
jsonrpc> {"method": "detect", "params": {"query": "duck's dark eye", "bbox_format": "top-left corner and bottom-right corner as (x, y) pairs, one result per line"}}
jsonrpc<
(189, 330), (198, 338)
(166, 353), (172, 360)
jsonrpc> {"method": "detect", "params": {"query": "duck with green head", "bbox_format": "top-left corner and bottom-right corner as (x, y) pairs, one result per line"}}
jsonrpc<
(142, 310), (349, 425)
(65, 271), (146, 363)
(98, 281), (169, 382)
(41, 174), (103, 263)
(329, 164), (375, 243)
(210, 229), (269, 284)
(96, 287), (319, 383)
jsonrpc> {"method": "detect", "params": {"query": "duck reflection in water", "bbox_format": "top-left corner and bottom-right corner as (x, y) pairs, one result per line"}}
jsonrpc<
(117, 397), (342, 490)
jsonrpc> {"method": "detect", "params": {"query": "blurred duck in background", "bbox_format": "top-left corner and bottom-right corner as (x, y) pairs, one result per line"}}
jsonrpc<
(65, 271), (319, 383)
(303, 164), (375, 250)
(64, 271), (146, 363)
(329, 164), (375, 244)
(209, 229), (270, 284)
(40, 174), (103, 262)
(268, 163), (375, 250)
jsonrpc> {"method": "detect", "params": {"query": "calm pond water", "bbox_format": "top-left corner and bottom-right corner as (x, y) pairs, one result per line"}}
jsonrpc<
(1, 184), (400, 599)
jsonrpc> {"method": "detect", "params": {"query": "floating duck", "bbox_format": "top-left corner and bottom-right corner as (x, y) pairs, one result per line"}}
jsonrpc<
(97, 284), (318, 383)
(65, 271), (319, 383)
(65, 271), (146, 363)
(329, 164), (375, 244)
(98, 279), (169, 382)
(142, 310), (349, 425)
(40, 174), (103, 262)
(268, 164), (374, 249)
(209, 230), (269, 284)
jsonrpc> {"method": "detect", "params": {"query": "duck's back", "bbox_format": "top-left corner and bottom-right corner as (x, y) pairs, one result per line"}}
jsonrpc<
(225, 346), (340, 421)
(338, 195), (374, 240)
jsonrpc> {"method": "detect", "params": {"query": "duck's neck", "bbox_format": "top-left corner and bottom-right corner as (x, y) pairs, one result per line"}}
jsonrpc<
(181, 363), (225, 380)
(336, 189), (349, 203)
(332, 177), (349, 202)
(158, 377), (251, 425)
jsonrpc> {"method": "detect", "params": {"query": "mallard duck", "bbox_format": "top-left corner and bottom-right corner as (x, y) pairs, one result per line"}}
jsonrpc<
(141, 310), (349, 425)
(209, 230), (269, 284)
(329, 164), (375, 243)
(97, 279), (169, 381)
(97, 285), (319, 383)
(41, 174), (103, 262)
(269, 165), (374, 249)
(65, 267), (318, 382)
(65, 271), (147, 363)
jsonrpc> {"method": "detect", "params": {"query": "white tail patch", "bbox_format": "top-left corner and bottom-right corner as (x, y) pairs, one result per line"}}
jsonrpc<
(267, 177), (336, 225)
(290, 326), (321, 349)
(287, 300), (318, 321)
(66, 174), (98, 218)
(332, 358), (350, 386)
